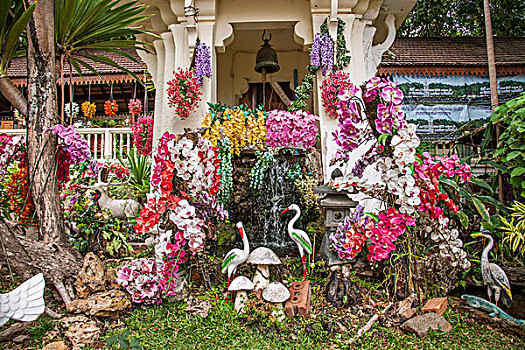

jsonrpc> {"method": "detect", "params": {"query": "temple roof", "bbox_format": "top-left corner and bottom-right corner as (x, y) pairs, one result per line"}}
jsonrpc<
(6, 49), (147, 86)
(379, 36), (525, 76)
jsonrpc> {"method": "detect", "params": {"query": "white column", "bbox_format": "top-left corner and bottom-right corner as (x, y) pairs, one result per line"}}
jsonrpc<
(160, 31), (176, 136)
(152, 39), (166, 149)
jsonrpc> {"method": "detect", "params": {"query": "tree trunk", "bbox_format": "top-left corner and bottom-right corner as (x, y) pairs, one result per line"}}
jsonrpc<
(0, 76), (28, 116)
(0, 219), (81, 304)
(20, 0), (82, 301)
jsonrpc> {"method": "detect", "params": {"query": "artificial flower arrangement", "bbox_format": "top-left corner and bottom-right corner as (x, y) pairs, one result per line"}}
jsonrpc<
(131, 116), (153, 156)
(128, 98), (143, 119)
(81, 101), (96, 119)
(104, 100), (119, 116)
(65, 102), (80, 122)
(194, 38), (212, 84)
(166, 68), (202, 120)
(310, 31), (334, 76)
(126, 131), (227, 304)
(328, 77), (472, 271)
(266, 109), (319, 151)
(201, 104), (267, 156)
(321, 70), (354, 119)
(1, 135), (33, 226)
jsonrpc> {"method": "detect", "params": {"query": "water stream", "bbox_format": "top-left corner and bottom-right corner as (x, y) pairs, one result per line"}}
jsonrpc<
(252, 158), (300, 249)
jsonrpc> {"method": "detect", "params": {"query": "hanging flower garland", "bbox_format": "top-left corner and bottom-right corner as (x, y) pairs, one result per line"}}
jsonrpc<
(194, 38), (212, 84)
(65, 102), (79, 122)
(131, 116), (153, 156)
(128, 98), (143, 119)
(266, 109), (319, 151)
(166, 68), (202, 120)
(334, 18), (351, 70)
(310, 32), (334, 76)
(104, 100), (119, 116)
(81, 101), (96, 119)
(249, 151), (275, 190)
(217, 138), (233, 203)
(321, 70), (354, 119)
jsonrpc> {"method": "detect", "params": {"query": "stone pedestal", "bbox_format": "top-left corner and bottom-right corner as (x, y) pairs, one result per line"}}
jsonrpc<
(313, 184), (357, 266)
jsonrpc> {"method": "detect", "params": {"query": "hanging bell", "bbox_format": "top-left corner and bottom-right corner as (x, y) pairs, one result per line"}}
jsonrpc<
(254, 31), (280, 74)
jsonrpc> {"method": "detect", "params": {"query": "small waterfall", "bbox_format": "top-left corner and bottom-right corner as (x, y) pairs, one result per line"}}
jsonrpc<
(252, 158), (300, 249)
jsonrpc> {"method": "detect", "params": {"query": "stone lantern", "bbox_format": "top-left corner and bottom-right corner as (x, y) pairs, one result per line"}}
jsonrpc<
(313, 178), (358, 266)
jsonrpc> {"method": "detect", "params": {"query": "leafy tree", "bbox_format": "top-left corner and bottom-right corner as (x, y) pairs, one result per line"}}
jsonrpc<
(0, 0), (153, 305)
(399, 0), (525, 37)
(0, 1), (36, 116)
(55, 0), (153, 123)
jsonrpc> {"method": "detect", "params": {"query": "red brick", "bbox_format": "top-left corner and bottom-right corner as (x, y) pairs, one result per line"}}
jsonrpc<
(421, 297), (448, 315)
(284, 280), (311, 318)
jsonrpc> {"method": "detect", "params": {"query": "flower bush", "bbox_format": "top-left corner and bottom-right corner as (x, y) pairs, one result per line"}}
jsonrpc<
(116, 258), (162, 305)
(131, 116), (153, 156)
(321, 71), (354, 119)
(0, 133), (24, 179)
(5, 166), (35, 226)
(167, 68), (202, 120)
(328, 77), (472, 271)
(266, 109), (319, 151)
(330, 206), (372, 259)
(81, 101), (96, 119)
(136, 131), (227, 253)
(104, 100), (119, 116)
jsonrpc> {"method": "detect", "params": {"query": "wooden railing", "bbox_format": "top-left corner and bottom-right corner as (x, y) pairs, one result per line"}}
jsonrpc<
(1, 127), (132, 160)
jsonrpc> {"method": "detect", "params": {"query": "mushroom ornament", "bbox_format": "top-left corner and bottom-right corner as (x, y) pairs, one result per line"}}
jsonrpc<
(246, 247), (281, 298)
(262, 282), (291, 322)
(228, 276), (254, 313)
(222, 222), (250, 299)
(281, 204), (313, 280)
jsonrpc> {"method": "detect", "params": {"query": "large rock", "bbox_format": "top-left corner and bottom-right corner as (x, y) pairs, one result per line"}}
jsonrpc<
(42, 341), (69, 350)
(67, 290), (131, 317)
(61, 316), (101, 350)
(75, 252), (107, 299)
(401, 312), (452, 337)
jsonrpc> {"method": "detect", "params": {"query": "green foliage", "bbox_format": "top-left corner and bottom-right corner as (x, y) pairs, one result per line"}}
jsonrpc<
(0, 1), (36, 75)
(249, 151), (275, 191)
(334, 18), (351, 71)
(288, 72), (315, 112)
(65, 194), (131, 256)
(500, 201), (525, 257)
(107, 330), (143, 350)
(54, 0), (156, 81)
(491, 92), (525, 197)
(399, 0), (525, 37)
(119, 150), (151, 203)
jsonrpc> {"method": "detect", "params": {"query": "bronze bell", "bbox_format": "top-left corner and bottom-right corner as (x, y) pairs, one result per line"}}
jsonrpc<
(254, 31), (280, 74)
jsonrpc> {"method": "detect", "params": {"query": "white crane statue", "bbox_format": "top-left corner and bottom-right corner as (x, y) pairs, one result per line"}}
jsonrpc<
(222, 222), (250, 300)
(281, 204), (313, 280)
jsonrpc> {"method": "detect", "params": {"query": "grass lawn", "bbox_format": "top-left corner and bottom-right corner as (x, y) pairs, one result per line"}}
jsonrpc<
(100, 300), (524, 350)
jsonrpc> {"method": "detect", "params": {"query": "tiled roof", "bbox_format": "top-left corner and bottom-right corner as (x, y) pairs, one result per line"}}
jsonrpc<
(7, 49), (147, 85)
(379, 36), (525, 76)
